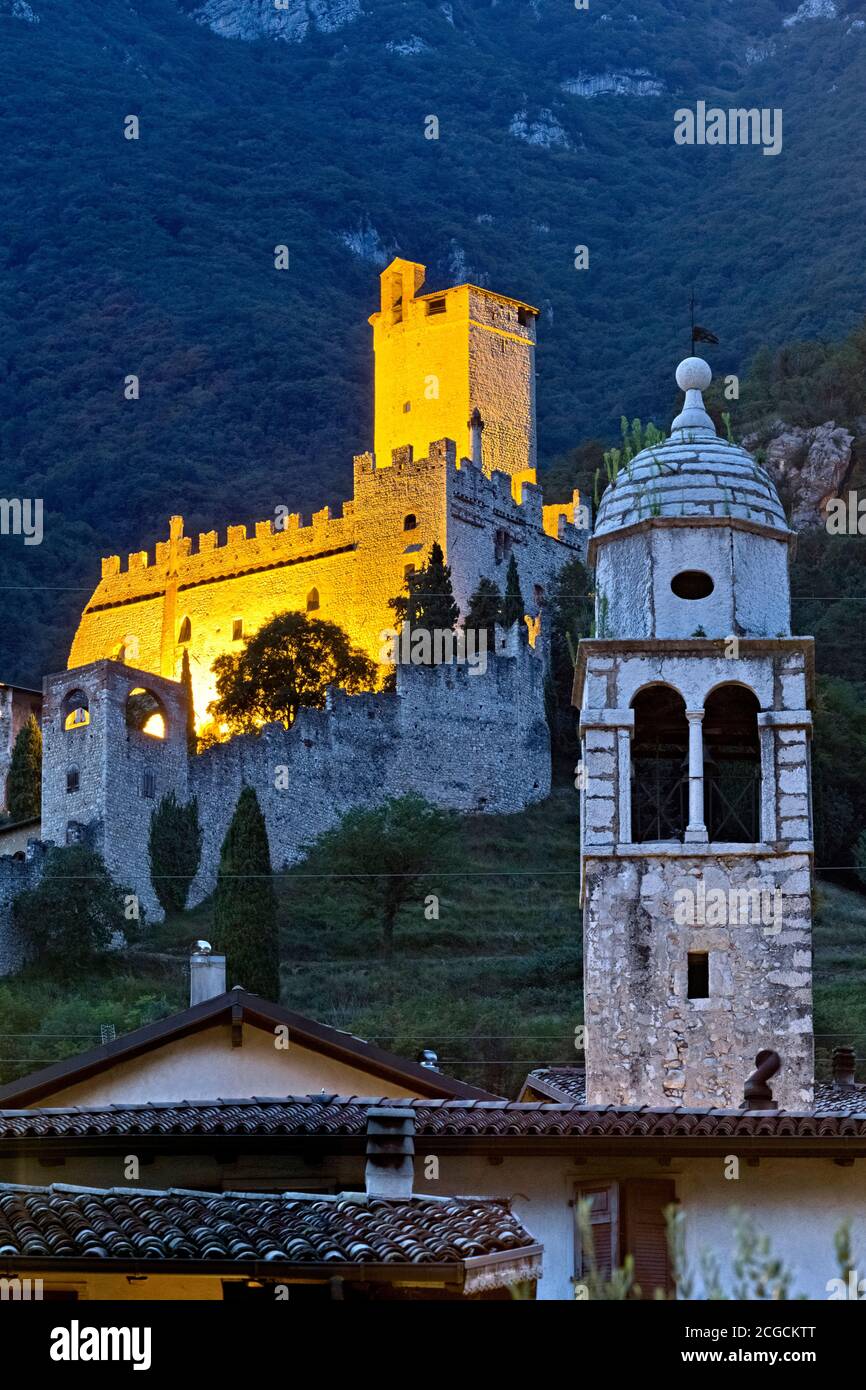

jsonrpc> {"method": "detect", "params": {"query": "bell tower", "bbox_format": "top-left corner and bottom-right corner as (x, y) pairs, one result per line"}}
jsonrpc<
(575, 358), (815, 1111)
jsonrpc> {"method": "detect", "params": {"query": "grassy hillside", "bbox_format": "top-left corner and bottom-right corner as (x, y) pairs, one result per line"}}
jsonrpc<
(1, 788), (864, 1098)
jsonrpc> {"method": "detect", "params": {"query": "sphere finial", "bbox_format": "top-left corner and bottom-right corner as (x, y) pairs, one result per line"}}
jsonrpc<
(676, 357), (712, 393)
(671, 356), (715, 436)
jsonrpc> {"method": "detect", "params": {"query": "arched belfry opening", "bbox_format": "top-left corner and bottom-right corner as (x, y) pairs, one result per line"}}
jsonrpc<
(125, 687), (167, 739)
(62, 689), (90, 732)
(702, 684), (761, 842)
(630, 685), (689, 842)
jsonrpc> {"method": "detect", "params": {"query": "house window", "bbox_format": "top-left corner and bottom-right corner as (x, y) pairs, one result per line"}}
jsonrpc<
(403, 513), (418, 531)
(66, 766), (79, 794)
(306, 588), (320, 612)
(232, 618), (244, 642)
(142, 771), (156, 800)
(177, 616), (192, 643)
(688, 952), (709, 999)
(574, 1180), (675, 1299)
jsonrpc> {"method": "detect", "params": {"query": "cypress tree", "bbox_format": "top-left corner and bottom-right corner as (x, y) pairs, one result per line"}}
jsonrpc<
(7, 713), (41, 821)
(148, 792), (203, 915)
(181, 648), (197, 755)
(214, 785), (279, 999)
(502, 553), (525, 629)
(411, 542), (460, 634)
(464, 577), (502, 646)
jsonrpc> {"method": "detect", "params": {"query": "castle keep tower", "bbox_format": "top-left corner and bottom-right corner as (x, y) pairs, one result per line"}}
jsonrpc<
(369, 258), (538, 487)
(575, 358), (815, 1111)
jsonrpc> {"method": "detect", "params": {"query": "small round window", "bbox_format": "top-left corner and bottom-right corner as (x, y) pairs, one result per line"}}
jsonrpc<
(671, 570), (714, 600)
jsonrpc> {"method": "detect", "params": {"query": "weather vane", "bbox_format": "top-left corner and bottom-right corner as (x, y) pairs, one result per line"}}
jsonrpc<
(689, 287), (719, 357)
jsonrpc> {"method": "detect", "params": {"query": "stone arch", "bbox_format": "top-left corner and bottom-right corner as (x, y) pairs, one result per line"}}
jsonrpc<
(62, 688), (90, 732)
(630, 683), (689, 842)
(702, 683), (761, 842)
(306, 587), (320, 612)
(125, 686), (167, 739)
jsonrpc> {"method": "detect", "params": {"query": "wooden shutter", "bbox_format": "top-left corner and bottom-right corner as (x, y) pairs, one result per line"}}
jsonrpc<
(574, 1182), (619, 1283)
(622, 1179), (677, 1298)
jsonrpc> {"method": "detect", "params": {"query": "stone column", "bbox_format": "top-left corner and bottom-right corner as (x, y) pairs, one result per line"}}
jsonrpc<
(685, 708), (708, 843)
(617, 725), (632, 844)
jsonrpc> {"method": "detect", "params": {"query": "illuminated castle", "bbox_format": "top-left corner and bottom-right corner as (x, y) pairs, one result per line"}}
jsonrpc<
(68, 259), (587, 727)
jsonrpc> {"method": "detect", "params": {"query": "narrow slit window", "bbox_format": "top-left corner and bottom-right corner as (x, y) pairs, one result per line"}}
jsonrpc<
(232, 618), (244, 642)
(687, 952), (709, 999)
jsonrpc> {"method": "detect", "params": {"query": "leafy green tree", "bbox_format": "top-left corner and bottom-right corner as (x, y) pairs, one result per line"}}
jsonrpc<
(502, 553), (525, 629)
(180, 648), (197, 755)
(6, 713), (41, 821)
(464, 576), (502, 646)
(12, 844), (134, 976)
(303, 795), (463, 957)
(209, 610), (376, 734)
(214, 786), (279, 998)
(148, 792), (203, 915)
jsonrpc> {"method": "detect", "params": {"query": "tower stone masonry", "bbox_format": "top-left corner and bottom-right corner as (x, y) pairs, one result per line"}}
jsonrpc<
(575, 358), (815, 1111)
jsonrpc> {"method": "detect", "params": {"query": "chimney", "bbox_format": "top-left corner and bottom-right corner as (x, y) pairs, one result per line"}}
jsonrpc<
(832, 1046), (856, 1088)
(365, 1107), (415, 1199)
(742, 1049), (781, 1112)
(189, 941), (226, 1007)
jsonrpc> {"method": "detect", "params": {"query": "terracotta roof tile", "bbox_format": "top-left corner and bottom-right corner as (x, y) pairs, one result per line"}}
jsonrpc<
(0, 1183), (539, 1276)
(1, 1092), (865, 1143)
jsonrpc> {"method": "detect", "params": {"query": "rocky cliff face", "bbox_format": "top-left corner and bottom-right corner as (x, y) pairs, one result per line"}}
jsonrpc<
(745, 422), (855, 529)
(191, 0), (362, 43)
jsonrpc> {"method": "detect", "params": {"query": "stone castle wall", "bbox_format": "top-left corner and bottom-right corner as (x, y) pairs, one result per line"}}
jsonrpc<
(68, 442), (586, 732)
(29, 632), (549, 933)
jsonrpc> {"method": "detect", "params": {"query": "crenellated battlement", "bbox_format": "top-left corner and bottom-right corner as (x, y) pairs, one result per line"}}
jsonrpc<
(92, 503), (358, 607)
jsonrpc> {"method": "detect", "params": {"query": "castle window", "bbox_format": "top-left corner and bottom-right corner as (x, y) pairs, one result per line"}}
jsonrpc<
(306, 588), (320, 612)
(404, 564), (416, 581)
(403, 400), (411, 413)
(702, 684), (761, 843)
(494, 528), (513, 565)
(630, 684), (689, 843)
(232, 618), (244, 642)
(403, 513), (418, 532)
(62, 689), (89, 732)
(66, 766), (79, 794)
(177, 616), (192, 643)
(533, 583), (545, 605)
(518, 307), (531, 327)
(141, 771), (156, 800)
(671, 570), (714, 601)
(687, 952), (710, 999)
(427, 297), (447, 316)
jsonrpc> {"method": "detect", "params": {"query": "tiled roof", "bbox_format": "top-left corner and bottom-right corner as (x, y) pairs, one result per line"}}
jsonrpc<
(0, 1183), (540, 1290)
(521, 1067), (587, 1103)
(2, 1092), (866, 1144)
